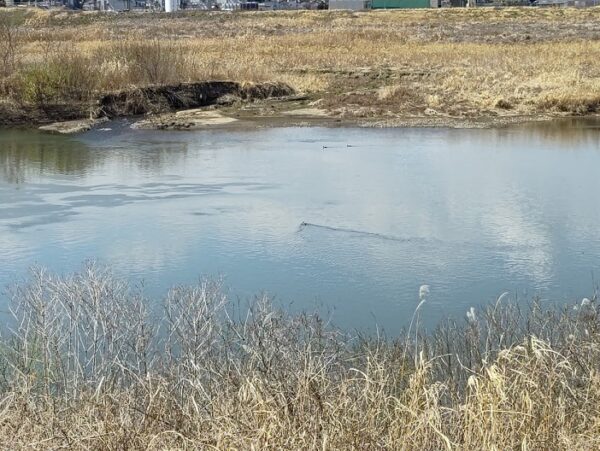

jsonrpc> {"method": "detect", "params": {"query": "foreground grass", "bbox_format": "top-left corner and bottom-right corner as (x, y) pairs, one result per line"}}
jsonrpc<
(1, 265), (599, 449)
(1, 8), (600, 126)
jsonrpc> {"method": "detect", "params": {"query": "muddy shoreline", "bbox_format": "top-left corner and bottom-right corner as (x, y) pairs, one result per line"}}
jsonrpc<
(0, 81), (296, 131)
(1, 80), (597, 133)
(1, 104), (595, 134)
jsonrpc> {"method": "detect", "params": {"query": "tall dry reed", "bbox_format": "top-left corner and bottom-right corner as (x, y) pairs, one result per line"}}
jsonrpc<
(0, 264), (598, 449)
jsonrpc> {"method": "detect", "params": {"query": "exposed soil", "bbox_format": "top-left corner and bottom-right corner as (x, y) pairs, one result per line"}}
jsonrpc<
(38, 117), (109, 134)
(0, 102), (92, 128)
(127, 93), (579, 132)
(0, 81), (295, 129)
(98, 81), (294, 117)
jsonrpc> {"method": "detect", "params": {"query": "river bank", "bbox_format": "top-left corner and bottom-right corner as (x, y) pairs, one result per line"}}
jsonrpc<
(1, 8), (600, 131)
(1, 89), (590, 134)
(0, 80), (298, 131)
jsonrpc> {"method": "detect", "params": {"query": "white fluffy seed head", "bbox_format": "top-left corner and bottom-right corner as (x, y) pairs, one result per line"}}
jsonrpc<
(467, 375), (478, 389)
(419, 285), (430, 301)
(466, 306), (477, 324)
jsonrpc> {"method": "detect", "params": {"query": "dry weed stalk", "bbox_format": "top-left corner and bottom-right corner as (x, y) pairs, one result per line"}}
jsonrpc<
(0, 265), (598, 449)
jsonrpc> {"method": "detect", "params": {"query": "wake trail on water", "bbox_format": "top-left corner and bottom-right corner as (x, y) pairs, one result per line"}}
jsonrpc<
(298, 222), (412, 243)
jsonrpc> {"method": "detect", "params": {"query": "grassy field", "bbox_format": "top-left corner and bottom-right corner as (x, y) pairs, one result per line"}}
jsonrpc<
(0, 265), (599, 449)
(1, 8), (600, 126)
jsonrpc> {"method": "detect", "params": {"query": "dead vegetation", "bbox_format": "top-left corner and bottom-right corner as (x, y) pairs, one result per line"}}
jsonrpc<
(0, 264), (599, 449)
(1, 8), (600, 126)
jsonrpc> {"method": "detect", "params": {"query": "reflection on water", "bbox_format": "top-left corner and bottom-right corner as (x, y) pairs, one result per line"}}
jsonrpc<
(0, 127), (191, 184)
(0, 131), (92, 184)
(1, 120), (599, 332)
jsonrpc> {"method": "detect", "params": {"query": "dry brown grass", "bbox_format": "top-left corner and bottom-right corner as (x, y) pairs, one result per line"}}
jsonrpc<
(0, 265), (599, 449)
(1, 8), (600, 124)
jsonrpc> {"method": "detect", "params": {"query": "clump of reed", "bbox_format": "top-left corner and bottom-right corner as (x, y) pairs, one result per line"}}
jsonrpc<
(0, 264), (599, 449)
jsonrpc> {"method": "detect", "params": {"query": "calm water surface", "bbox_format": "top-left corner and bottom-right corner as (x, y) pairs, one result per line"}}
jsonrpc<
(1, 120), (600, 331)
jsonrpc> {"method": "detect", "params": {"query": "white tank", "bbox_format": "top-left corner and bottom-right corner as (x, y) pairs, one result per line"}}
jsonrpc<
(165, 0), (177, 12)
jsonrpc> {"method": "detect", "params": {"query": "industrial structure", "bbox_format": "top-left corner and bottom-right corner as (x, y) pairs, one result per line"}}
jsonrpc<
(1, 0), (598, 10)
(371, 0), (432, 7)
(329, 0), (436, 7)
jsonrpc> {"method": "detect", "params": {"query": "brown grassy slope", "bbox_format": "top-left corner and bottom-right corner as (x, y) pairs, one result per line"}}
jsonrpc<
(2, 8), (600, 125)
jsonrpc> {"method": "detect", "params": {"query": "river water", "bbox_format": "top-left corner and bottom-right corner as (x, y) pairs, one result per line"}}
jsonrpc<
(1, 120), (599, 332)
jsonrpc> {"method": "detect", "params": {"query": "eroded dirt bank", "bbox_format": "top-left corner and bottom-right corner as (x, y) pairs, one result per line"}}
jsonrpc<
(0, 81), (295, 129)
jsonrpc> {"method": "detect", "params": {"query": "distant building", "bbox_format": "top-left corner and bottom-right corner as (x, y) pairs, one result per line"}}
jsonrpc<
(329, 0), (433, 7)
(537, 0), (598, 5)
(371, 0), (430, 6)
(328, 0), (370, 8)
(536, 0), (568, 5)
